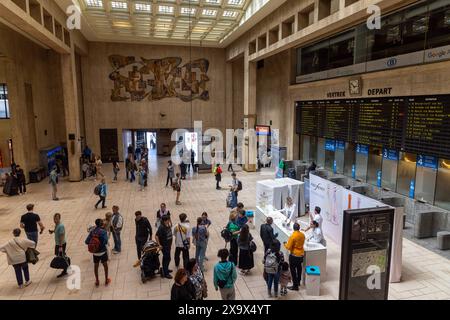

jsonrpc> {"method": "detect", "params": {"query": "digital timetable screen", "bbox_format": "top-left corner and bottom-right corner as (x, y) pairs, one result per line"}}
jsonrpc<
(295, 94), (450, 159)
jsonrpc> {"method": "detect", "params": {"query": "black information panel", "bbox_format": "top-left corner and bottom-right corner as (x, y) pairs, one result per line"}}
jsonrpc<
(296, 95), (450, 158)
(339, 207), (394, 300)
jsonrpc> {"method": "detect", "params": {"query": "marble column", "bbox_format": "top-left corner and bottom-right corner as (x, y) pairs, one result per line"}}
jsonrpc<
(243, 50), (257, 172)
(61, 44), (82, 181)
(4, 58), (31, 180)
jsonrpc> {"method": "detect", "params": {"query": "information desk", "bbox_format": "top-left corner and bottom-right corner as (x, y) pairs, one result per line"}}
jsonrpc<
(255, 205), (327, 284)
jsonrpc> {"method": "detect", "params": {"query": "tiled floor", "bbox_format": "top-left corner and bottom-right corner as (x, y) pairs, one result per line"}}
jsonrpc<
(0, 156), (449, 300)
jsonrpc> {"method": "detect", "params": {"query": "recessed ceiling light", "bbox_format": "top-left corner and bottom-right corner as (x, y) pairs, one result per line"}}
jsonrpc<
(180, 7), (196, 15)
(111, 1), (127, 10)
(159, 5), (174, 14)
(205, 0), (221, 4)
(113, 21), (131, 28)
(202, 9), (217, 17)
(85, 0), (103, 8)
(135, 3), (151, 12)
(223, 10), (238, 18)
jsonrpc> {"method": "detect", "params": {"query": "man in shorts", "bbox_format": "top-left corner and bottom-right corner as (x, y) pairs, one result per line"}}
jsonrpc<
(85, 219), (111, 287)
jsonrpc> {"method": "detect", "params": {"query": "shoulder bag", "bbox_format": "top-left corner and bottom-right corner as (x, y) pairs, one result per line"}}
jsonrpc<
(14, 239), (40, 265)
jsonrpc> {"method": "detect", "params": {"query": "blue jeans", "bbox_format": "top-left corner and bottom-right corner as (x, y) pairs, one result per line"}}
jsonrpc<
(112, 231), (121, 252)
(267, 272), (280, 294)
(230, 191), (238, 208)
(13, 262), (30, 286)
(26, 231), (38, 245)
(195, 241), (207, 272)
(130, 171), (135, 182)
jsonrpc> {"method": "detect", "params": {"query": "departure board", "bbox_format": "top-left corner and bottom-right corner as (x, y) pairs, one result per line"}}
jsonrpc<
(296, 94), (450, 159)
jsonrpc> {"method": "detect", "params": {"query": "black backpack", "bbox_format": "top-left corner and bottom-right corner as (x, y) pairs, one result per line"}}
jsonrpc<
(94, 184), (102, 196)
(237, 180), (243, 191)
(221, 227), (233, 243)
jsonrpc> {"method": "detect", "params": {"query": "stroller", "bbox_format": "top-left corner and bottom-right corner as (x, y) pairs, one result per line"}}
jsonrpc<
(139, 240), (161, 283)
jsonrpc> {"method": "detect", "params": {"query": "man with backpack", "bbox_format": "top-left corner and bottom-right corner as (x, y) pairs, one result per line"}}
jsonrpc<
(111, 206), (123, 254)
(85, 218), (111, 287)
(135, 211), (152, 259)
(228, 173), (242, 209)
(214, 164), (222, 190)
(94, 179), (107, 209)
(260, 217), (278, 253)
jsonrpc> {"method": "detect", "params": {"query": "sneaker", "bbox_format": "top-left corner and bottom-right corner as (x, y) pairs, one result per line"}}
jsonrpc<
(57, 271), (68, 278)
(112, 250), (120, 254)
(24, 281), (32, 287)
(105, 278), (112, 286)
(165, 275), (173, 279)
(102, 206), (107, 209)
(18, 284), (24, 289)
(94, 205), (98, 209)
(267, 290), (272, 297)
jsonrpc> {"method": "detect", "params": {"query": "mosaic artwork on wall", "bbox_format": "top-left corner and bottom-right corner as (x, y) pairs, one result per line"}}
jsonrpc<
(109, 55), (210, 102)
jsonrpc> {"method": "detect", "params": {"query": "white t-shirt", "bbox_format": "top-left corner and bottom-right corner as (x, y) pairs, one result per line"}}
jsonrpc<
(280, 203), (297, 223)
(308, 227), (323, 243)
(174, 222), (191, 248)
(313, 214), (323, 228)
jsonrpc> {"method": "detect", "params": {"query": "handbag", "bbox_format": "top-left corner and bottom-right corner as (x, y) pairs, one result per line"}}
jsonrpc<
(249, 240), (257, 253)
(50, 254), (71, 269)
(15, 239), (39, 265)
(178, 224), (190, 250)
(202, 276), (208, 298)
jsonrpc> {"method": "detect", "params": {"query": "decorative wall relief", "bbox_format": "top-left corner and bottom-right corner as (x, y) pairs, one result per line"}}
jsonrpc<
(108, 55), (210, 102)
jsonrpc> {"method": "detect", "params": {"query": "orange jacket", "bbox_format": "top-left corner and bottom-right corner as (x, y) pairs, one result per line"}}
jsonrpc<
(284, 230), (305, 257)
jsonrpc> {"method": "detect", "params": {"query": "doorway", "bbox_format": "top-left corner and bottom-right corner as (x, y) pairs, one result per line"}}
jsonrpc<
(99, 128), (119, 162)
(122, 129), (158, 161)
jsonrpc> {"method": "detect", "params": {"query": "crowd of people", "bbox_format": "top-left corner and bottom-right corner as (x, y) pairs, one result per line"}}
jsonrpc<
(0, 144), (326, 301)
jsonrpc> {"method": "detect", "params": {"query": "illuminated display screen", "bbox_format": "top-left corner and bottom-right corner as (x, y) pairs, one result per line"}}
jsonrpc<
(255, 125), (271, 136)
(296, 94), (450, 158)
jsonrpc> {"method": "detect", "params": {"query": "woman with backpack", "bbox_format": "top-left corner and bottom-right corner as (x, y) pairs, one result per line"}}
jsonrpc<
(213, 248), (237, 300)
(214, 164), (222, 190)
(192, 217), (209, 272)
(263, 240), (284, 298)
(237, 224), (254, 275)
(186, 258), (207, 300)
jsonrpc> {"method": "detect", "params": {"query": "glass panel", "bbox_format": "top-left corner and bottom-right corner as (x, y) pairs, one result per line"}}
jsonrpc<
(355, 153), (368, 181)
(381, 158), (398, 190)
(434, 159), (450, 210)
(317, 138), (325, 167)
(300, 41), (329, 74)
(366, 2), (428, 61)
(426, 2), (450, 49)
(0, 84), (8, 119)
(415, 166), (436, 203)
(309, 136), (318, 163)
(301, 135), (310, 161)
(396, 152), (416, 197)
(328, 31), (355, 69)
(344, 142), (356, 177)
(335, 149), (345, 174)
(367, 146), (382, 186)
(325, 150), (334, 171)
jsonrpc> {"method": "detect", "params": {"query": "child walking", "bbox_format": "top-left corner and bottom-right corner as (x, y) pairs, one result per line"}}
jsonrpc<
(280, 261), (292, 296)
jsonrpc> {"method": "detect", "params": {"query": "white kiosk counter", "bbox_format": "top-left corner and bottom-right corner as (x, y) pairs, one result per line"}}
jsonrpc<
(255, 205), (327, 284)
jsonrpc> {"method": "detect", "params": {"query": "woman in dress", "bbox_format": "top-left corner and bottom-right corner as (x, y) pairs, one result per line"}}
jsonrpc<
(237, 224), (254, 275)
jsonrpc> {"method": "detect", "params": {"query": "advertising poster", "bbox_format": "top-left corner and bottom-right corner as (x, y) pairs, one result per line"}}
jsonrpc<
(309, 174), (383, 245)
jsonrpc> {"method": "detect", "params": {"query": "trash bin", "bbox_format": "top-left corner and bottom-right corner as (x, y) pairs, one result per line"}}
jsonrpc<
(305, 266), (321, 296)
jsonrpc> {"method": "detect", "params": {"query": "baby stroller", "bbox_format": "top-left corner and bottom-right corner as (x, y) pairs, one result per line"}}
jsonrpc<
(140, 240), (161, 283)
